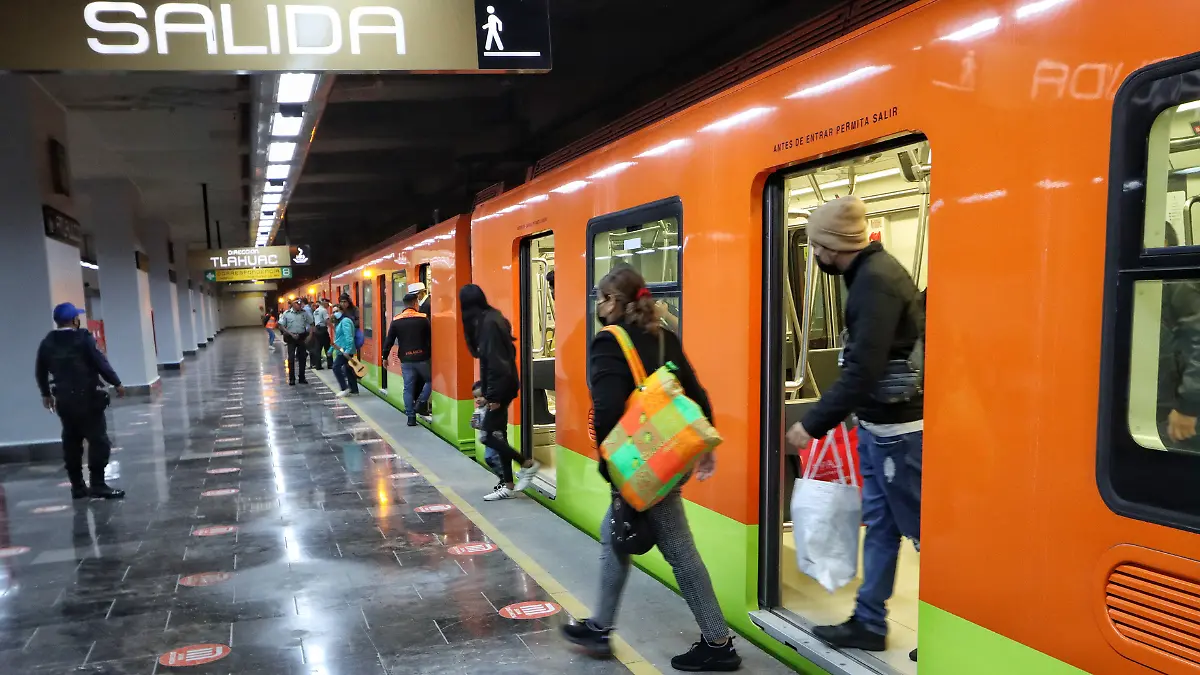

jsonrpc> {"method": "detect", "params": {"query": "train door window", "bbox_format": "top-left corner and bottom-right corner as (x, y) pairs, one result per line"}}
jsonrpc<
(586, 197), (683, 341)
(761, 136), (930, 675)
(1100, 56), (1200, 533)
(391, 271), (408, 321)
(519, 232), (557, 494)
(362, 281), (373, 336)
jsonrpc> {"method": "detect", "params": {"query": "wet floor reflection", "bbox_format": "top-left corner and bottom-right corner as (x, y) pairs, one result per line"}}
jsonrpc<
(0, 330), (629, 674)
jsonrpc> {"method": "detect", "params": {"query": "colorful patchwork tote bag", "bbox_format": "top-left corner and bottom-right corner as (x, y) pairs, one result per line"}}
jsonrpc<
(598, 326), (722, 512)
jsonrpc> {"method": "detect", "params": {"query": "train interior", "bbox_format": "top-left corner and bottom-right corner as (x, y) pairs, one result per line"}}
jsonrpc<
(1129, 98), (1200, 454)
(591, 215), (683, 335)
(769, 138), (930, 675)
(522, 233), (558, 492)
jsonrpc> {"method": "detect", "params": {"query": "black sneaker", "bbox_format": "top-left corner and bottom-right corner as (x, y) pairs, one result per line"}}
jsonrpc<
(70, 484), (90, 500)
(670, 637), (741, 672)
(407, 418), (418, 427)
(910, 648), (917, 661)
(298, 379), (308, 385)
(812, 619), (885, 652)
(562, 619), (612, 658)
(89, 484), (125, 500)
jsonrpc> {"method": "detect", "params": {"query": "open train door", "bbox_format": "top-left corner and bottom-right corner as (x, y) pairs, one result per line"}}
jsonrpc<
(519, 231), (558, 498)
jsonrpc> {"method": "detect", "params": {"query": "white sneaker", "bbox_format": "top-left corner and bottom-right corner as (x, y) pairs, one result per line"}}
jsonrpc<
(336, 390), (350, 398)
(515, 461), (542, 491)
(380, 388), (388, 395)
(483, 486), (516, 501)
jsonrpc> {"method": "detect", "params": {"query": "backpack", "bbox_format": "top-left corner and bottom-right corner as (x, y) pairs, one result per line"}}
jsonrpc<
(354, 326), (365, 349)
(596, 326), (722, 512)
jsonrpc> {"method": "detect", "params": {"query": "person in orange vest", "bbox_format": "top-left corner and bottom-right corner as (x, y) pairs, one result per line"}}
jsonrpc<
(383, 283), (432, 426)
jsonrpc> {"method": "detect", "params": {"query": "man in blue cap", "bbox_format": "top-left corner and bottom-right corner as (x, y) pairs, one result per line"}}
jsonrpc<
(35, 303), (126, 499)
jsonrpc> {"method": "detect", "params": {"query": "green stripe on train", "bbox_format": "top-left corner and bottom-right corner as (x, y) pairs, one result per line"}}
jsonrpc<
(356, 363), (475, 451)
(918, 603), (1087, 674)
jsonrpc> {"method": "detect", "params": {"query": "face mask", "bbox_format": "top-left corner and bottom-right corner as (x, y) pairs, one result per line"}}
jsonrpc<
(334, 311), (343, 320)
(595, 303), (611, 328)
(816, 256), (843, 276)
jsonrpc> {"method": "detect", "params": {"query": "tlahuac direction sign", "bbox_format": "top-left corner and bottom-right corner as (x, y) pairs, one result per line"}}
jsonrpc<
(191, 246), (292, 272)
(210, 267), (292, 282)
(0, 0), (550, 73)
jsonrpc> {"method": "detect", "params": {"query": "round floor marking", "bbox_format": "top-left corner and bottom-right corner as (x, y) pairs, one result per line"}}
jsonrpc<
(192, 525), (237, 537)
(57, 481), (72, 487)
(0, 546), (31, 558)
(212, 450), (242, 457)
(448, 542), (498, 556)
(206, 467), (240, 475)
(158, 644), (231, 666)
(499, 601), (561, 620)
(178, 571), (233, 587)
(32, 505), (70, 514)
(414, 503), (452, 513)
(200, 488), (239, 498)
(390, 472), (420, 480)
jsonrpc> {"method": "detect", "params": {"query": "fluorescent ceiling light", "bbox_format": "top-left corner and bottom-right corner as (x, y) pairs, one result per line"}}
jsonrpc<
(938, 17), (1001, 42)
(588, 162), (636, 179)
(1015, 0), (1070, 19)
(265, 164), (290, 180)
(268, 142), (297, 163)
(264, 183), (284, 193)
(1175, 166), (1200, 175)
(700, 107), (776, 132)
(958, 189), (1007, 204)
(277, 73), (316, 104)
(496, 205), (525, 214)
(258, 218), (274, 228)
(551, 180), (589, 194)
(80, 261), (98, 270)
(521, 194), (549, 204)
(659, 245), (681, 251)
(1178, 101), (1200, 112)
(262, 194), (282, 205)
(787, 65), (892, 99)
(789, 167), (903, 196)
(635, 139), (687, 158)
(271, 113), (304, 138)
(636, 249), (656, 255)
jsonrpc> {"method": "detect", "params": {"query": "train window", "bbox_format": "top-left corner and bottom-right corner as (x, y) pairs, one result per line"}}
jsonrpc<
(362, 281), (374, 335)
(586, 197), (684, 340)
(1100, 56), (1200, 532)
(391, 271), (408, 319)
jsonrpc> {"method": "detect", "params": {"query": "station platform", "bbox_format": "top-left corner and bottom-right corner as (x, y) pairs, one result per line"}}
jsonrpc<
(0, 329), (796, 674)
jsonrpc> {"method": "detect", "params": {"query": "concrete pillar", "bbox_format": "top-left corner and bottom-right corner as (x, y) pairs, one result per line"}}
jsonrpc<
(79, 178), (158, 389)
(141, 218), (183, 369)
(193, 271), (211, 347)
(175, 253), (197, 356)
(205, 284), (217, 339)
(0, 76), (87, 451)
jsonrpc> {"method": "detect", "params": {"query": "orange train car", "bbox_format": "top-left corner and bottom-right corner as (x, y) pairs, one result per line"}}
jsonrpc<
(281, 0), (1200, 673)
(294, 216), (476, 450)
(465, 0), (1200, 674)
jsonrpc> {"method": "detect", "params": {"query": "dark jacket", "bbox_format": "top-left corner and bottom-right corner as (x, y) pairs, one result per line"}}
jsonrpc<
(476, 309), (519, 404)
(801, 242), (924, 438)
(383, 308), (432, 363)
(589, 321), (714, 449)
(1159, 280), (1200, 417)
(36, 329), (122, 398)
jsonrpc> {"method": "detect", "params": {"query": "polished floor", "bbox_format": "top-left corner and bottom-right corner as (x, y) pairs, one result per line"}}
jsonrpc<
(0, 330), (629, 674)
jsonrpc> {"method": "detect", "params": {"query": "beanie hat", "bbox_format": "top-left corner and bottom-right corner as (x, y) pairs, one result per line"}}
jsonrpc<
(807, 196), (869, 252)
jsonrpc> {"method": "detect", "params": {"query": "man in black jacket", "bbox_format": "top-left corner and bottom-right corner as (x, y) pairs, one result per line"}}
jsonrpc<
(383, 284), (433, 426)
(785, 196), (923, 657)
(35, 303), (126, 499)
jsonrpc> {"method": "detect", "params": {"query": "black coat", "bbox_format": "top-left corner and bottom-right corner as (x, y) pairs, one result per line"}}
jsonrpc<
(801, 242), (924, 438)
(476, 309), (519, 404)
(36, 329), (122, 398)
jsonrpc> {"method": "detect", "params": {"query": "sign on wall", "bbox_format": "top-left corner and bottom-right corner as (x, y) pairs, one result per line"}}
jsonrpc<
(192, 246), (291, 271)
(43, 205), (83, 248)
(290, 244), (311, 265)
(0, 1), (551, 73)
(207, 267), (292, 283)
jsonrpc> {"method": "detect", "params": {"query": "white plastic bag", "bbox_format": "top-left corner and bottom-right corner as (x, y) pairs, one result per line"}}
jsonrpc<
(790, 425), (861, 593)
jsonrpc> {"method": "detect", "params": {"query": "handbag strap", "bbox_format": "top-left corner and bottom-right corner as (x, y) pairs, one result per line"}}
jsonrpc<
(602, 326), (648, 386)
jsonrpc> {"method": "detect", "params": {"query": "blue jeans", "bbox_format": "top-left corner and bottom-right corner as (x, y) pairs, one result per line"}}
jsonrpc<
(333, 354), (359, 394)
(266, 328), (275, 346)
(853, 425), (922, 635)
(401, 361), (432, 420)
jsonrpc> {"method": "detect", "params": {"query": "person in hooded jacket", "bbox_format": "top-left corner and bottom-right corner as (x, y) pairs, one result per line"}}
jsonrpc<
(459, 284), (540, 501)
(561, 267), (740, 672)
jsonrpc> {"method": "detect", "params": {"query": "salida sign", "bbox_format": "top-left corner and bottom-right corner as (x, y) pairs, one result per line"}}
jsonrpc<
(0, 1), (551, 72)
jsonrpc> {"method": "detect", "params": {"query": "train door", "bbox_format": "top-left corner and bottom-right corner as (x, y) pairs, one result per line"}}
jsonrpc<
(755, 137), (930, 675)
(376, 274), (388, 387)
(386, 270), (408, 378)
(519, 232), (557, 496)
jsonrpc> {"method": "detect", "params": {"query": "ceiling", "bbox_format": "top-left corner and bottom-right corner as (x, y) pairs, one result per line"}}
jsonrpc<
(286, 0), (845, 272)
(35, 74), (247, 252)
(30, 0), (845, 266)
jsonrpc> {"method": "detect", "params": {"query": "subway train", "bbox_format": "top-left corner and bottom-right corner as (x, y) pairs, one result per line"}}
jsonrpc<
(286, 1), (1200, 673)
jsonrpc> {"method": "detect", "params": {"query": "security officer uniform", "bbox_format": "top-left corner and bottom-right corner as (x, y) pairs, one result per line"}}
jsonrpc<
(35, 303), (125, 499)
